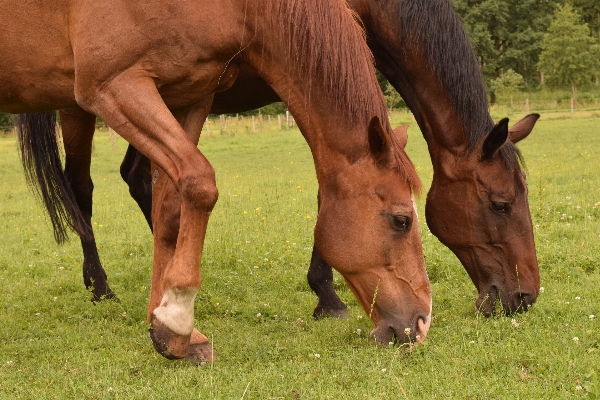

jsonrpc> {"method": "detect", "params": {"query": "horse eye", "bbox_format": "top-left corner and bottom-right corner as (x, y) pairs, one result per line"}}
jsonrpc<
(391, 214), (411, 231)
(491, 201), (511, 214)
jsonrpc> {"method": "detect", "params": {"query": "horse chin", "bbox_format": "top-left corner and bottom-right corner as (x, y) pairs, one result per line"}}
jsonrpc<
(475, 286), (498, 317)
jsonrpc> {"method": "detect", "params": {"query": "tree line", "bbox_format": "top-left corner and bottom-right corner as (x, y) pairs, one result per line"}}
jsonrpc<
(455, 0), (600, 101)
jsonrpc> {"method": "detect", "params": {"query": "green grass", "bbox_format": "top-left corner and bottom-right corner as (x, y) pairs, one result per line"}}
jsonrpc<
(0, 113), (598, 399)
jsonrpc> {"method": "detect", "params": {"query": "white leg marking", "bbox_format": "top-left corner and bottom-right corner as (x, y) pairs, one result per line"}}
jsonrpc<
(152, 287), (197, 336)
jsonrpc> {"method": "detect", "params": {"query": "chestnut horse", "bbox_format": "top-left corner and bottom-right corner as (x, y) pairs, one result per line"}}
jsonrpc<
(95, 0), (538, 317)
(1, 0), (431, 360)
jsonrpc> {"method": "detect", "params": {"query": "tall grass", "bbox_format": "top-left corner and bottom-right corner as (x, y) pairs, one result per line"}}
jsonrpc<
(0, 113), (598, 398)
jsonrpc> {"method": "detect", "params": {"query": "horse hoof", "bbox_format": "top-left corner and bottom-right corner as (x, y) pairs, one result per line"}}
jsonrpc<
(313, 304), (349, 319)
(148, 315), (191, 359)
(184, 329), (216, 365)
(91, 291), (119, 303)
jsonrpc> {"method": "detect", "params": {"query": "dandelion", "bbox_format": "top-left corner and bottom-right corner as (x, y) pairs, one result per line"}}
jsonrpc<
(404, 328), (411, 336)
(573, 337), (579, 344)
(243, 211), (247, 214)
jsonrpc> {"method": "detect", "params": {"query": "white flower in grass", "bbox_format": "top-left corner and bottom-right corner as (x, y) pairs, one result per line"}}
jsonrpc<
(539, 287), (545, 293)
(575, 296), (581, 300)
(314, 353), (320, 358)
(573, 337), (579, 344)
(256, 313), (262, 318)
(404, 328), (411, 336)
(590, 315), (595, 320)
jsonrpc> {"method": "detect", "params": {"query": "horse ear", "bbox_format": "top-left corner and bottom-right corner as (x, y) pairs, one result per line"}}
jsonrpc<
(392, 125), (409, 149)
(508, 113), (539, 143)
(368, 116), (392, 162)
(481, 118), (509, 160)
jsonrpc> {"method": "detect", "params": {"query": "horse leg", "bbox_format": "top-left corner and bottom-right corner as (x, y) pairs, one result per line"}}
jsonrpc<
(308, 246), (348, 319)
(144, 104), (216, 363)
(120, 144), (153, 231)
(59, 108), (117, 302)
(308, 191), (347, 318)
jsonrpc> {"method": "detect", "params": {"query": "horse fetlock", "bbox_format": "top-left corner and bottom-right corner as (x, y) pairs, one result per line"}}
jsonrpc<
(152, 287), (197, 336)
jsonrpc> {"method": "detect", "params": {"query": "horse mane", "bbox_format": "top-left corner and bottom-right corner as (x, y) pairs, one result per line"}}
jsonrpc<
(267, 0), (421, 192)
(397, 0), (526, 171)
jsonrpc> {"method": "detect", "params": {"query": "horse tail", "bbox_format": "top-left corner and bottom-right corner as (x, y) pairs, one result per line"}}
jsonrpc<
(16, 112), (91, 244)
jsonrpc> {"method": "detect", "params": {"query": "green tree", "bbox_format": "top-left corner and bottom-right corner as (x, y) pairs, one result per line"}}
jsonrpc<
(570, 0), (600, 39)
(490, 69), (524, 109)
(538, 4), (600, 106)
(455, 0), (563, 95)
(0, 112), (12, 130)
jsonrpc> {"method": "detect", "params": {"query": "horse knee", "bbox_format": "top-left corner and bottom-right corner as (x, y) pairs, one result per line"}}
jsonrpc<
(179, 168), (218, 212)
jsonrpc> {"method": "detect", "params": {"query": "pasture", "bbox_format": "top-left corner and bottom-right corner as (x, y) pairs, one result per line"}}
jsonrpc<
(0, 111), (598, 398)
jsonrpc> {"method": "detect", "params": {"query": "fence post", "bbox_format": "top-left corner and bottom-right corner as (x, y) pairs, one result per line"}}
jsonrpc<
(525, 98), (529, 114)
(205, 118), (210, 135)
(286, 111), (290, 128)
(252, 115), (256, 132)
(278, 115), (282, 130)
(268, 115), (272, 130)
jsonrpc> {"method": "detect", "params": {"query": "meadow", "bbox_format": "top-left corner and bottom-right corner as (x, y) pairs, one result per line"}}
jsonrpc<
(0, 110), (598, 399)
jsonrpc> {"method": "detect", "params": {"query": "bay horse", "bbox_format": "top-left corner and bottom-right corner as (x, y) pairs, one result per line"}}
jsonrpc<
(103, 0), (540, 317)
(1, 0), (431, 361)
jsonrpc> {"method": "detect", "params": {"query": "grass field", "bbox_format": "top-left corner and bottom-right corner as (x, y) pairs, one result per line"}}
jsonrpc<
(0, 111), (598, 399)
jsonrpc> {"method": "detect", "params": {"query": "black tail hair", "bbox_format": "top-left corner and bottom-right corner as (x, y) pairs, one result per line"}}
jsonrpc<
(17, 112), (91, 243)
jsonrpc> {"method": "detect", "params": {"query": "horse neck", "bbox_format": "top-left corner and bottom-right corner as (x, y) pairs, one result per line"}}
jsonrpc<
(242, 0), (389, 174)
(354, 0), (493, 157)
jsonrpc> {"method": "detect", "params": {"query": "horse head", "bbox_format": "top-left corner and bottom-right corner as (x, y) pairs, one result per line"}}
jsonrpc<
(426, 114), (540, 316)
(314, 117), (431, 344)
